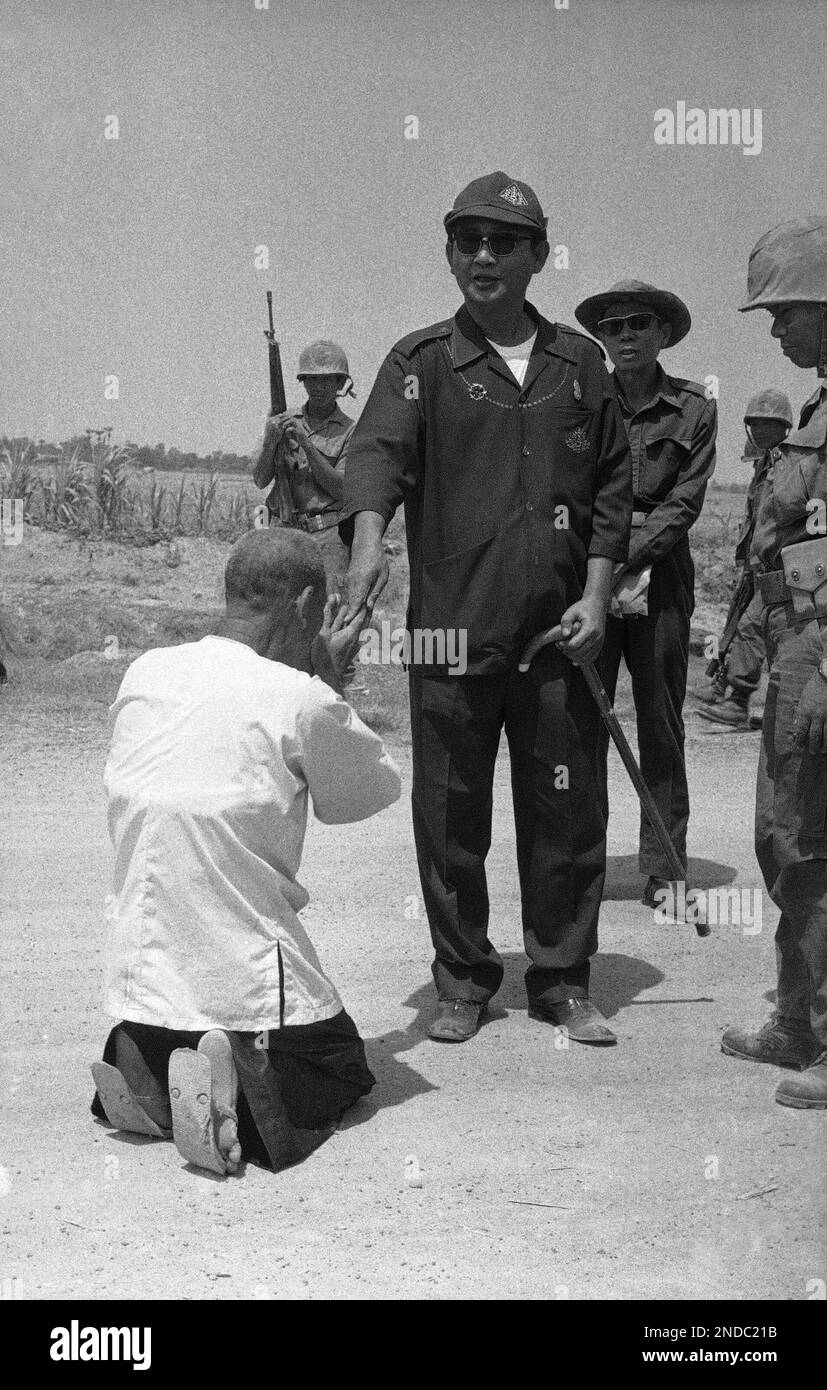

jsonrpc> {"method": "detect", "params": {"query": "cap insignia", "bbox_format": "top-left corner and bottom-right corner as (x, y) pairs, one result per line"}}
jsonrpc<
(498, 183), (529, 207)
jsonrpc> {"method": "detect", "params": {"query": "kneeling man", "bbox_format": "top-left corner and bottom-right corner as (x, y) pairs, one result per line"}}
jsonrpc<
(91, 528), (400, 1173)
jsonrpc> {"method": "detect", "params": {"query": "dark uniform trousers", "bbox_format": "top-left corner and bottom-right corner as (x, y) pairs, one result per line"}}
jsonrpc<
(727, 587), (767, 697)
(410, 642), (606, 1007)
(755, 603), (827, 1048)
(728, 454), (771, 697)
(596, 534), (694, 878)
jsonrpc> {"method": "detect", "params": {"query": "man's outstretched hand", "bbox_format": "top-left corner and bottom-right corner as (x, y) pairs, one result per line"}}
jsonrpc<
(343, 513), (390, 621)
(343, 551), (388, 622)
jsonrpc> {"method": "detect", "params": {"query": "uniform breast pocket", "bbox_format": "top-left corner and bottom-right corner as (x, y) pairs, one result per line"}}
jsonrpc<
(641, 432), (691, 500)
(773, 448), (821, 525)
(547, 409), (598, 508)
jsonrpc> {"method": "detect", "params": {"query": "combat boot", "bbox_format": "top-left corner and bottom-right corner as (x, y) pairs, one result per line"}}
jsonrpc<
(696, 692), (750, 728)
(775, 1053), (827, 1108)
(721, 1014), (821, 1070)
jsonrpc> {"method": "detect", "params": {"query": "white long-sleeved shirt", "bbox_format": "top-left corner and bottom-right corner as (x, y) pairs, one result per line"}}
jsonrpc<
(103, 635), (401, 1031)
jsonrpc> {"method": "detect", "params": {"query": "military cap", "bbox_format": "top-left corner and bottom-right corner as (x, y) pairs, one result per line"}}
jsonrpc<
(574, 279), (692, 347)
(444, 172), (548, 233)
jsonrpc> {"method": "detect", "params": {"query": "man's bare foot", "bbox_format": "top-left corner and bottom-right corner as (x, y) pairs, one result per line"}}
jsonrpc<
(197, 1031), (242, 1173)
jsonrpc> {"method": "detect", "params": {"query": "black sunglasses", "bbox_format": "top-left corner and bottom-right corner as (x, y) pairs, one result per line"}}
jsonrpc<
(452, 230), (535, 257)
(597, 312), (659, 337)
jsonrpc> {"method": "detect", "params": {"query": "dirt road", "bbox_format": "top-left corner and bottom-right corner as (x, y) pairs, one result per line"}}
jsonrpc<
(1, 658), (825, 1301)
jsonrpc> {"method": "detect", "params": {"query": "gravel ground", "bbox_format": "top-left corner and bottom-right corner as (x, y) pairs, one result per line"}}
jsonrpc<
(1, 651), (825, 1301)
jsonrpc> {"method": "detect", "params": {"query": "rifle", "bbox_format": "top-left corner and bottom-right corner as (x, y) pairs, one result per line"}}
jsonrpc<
(263, 290), (297, 526)
(705, 569), (754, 679)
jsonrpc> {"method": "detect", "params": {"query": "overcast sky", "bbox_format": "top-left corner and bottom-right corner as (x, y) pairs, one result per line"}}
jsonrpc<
(2, 0), (825, 476)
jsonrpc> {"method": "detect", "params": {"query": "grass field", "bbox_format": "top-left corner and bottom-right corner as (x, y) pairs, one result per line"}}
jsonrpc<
(1, 443), (262, 544)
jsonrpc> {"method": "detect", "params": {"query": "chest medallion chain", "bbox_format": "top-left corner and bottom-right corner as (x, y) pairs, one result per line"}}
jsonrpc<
(444, 342), (578, 411)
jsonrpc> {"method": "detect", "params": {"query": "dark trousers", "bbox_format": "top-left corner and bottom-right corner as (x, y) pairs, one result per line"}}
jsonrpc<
(409, 642), (606, 1007)
(727, 589), (766, 697)
(596, 539), (693, 878)
(755, 604), (827, 1048)
(92, 1010), (375, 1169)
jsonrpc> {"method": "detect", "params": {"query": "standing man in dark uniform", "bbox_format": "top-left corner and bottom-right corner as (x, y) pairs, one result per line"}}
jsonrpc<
(722, 217), (827, 1109)
(697, 389), (792, 729)
(340, 173), (632, 1045)
(574, 281), (717, 914)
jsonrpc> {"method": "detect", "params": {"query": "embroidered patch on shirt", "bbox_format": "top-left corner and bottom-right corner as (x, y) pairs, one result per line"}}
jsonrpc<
(565, 427), (590, 453)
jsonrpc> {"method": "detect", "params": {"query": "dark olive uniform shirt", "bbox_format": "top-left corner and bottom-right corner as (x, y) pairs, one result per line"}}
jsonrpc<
(257, 404), (354, 518)
(340, 302), (632, 674)
(611, 365), (718, 572)
(735, 448), (774, 570)
(750, 383), (827, 571)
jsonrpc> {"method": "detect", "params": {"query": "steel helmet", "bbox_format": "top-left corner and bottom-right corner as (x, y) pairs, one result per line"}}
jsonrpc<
(740, 217), (827, 312)
(743, 388), (794, 426)
(296, 341), (354, 397)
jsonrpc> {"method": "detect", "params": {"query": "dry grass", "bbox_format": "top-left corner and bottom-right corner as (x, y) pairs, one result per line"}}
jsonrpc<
(0, 492), (743, 743)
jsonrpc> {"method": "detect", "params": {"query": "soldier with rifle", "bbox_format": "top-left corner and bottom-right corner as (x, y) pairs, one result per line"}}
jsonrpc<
(721, 217), (827, 1109)
(253, 293), (356, 592)
(697, 389), (792, 730)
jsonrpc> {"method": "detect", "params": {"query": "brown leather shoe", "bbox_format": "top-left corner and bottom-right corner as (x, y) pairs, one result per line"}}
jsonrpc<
(721, 1014), (821, 1071)
(428, 999), (486, 1042)
(529, 997), (617, 1045)
(775, 1053), (827, 1108)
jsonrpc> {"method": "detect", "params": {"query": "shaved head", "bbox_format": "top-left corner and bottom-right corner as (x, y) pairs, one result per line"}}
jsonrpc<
(224, 528), (326, 613)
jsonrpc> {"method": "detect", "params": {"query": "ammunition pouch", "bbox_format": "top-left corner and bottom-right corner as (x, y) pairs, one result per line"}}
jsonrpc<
(780, 537), (827, 619)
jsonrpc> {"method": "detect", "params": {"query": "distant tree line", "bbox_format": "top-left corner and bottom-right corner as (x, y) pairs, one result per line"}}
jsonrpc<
(1, 435), (253, 474)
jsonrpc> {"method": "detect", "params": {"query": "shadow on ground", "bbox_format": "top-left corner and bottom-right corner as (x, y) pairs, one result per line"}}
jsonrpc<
(604, 853), (737, 901)
(344, 947), (668, 1125)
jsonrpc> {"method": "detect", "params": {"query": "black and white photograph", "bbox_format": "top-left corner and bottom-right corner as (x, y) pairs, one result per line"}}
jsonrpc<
(1, 0), (825, 1344)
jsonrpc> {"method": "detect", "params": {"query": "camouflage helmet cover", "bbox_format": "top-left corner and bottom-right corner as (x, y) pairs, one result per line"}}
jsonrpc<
(743, 388), (794, 426)
(297, 340), (350, 378)
(740, 216), (827, 312)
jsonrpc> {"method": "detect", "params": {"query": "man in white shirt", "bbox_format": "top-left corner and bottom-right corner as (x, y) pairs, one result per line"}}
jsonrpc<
(91, 527), (401, 1175)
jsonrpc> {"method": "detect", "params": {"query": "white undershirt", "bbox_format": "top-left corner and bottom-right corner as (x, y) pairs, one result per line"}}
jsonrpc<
(485, 330), (538, 386)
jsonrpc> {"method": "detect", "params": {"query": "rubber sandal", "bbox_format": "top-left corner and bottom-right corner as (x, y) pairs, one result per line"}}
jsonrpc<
(90, 1062), (170, 1138)
(168, 1049), (238, 1175)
